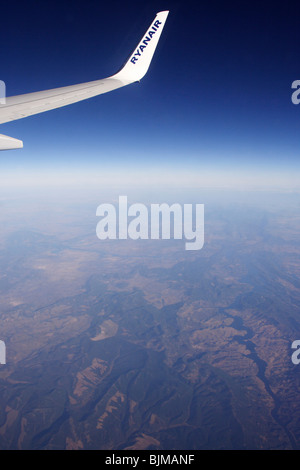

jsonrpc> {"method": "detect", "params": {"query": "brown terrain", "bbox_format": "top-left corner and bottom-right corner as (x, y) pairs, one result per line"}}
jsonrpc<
(0, 189), (299, 449)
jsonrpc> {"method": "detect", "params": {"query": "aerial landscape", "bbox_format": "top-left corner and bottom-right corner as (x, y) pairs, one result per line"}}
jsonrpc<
(0, 188), (299, 449)
(0, 0), (300, 451)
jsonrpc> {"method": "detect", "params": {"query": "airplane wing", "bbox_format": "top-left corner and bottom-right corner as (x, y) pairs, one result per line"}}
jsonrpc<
(0, 10), (169, 150)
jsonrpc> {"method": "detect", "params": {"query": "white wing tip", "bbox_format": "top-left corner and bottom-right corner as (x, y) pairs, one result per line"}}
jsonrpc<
(113, 10), (169, 83)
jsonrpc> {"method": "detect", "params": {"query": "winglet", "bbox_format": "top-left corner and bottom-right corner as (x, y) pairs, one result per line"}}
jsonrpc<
(113, 10), (169, 83)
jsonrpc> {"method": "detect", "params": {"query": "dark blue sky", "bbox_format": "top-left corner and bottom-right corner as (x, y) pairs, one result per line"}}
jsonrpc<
(0, 0), (300, 189)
